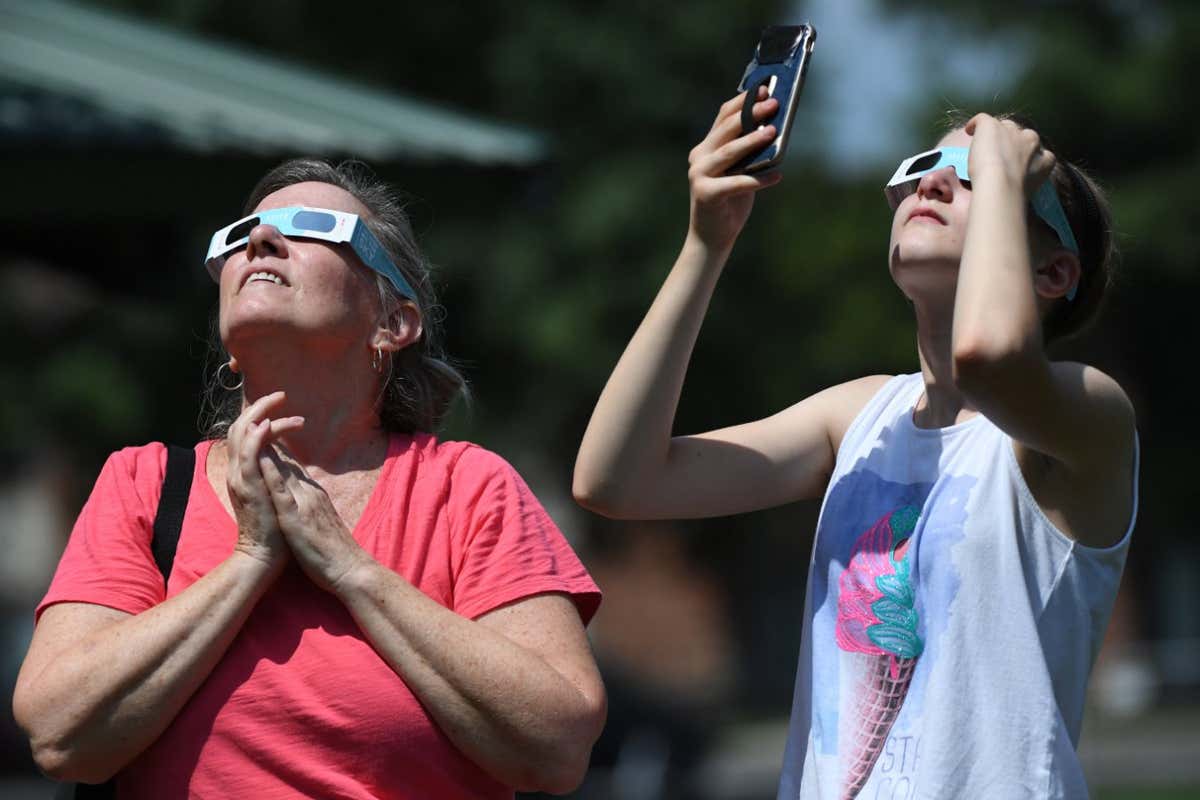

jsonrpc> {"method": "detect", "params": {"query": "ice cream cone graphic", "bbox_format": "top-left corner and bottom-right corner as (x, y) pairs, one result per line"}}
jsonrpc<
(835, 505), (923, 800)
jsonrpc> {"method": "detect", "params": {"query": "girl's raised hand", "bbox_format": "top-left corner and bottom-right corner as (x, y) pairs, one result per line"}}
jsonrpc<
(687, 87), (784, 251)
(964, 113), (1057, 199)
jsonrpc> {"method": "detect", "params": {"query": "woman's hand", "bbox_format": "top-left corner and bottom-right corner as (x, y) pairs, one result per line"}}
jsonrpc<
(225, 391), (304, 575)
(687, 87), (784, 252)
(258, 445), (370, 594)
(964, 113), (1056, 199)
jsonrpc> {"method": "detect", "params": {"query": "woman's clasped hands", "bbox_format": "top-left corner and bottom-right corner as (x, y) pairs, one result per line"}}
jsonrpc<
(226, 390), (367, 593)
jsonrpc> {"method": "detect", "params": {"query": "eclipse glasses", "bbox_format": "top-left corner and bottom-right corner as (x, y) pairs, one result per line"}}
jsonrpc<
(885, 146), (1080, 301)
(205, 206), (416, 300)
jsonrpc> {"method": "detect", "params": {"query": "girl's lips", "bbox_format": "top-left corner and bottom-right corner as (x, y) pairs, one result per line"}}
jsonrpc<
(907, 207), (946, 225)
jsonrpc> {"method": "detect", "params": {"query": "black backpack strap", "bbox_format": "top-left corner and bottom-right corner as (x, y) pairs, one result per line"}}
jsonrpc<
(151, 444), (195, 587)
(55, 780), (113, 800)
(55, 777), (114, 796)
(58, 444), (195, 800)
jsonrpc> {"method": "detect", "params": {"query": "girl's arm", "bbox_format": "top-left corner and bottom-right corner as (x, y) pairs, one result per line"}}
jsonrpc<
(952, 114), (1136, 547)
(573, 90), (882, 520)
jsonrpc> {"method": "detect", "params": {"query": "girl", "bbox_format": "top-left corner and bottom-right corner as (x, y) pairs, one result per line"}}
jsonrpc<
(573, 89), (1137, 798)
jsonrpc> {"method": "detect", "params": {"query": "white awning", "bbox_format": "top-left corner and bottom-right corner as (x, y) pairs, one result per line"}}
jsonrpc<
(0, 0), (546, 164)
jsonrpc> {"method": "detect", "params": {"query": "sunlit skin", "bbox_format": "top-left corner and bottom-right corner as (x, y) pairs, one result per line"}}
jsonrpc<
(574, 92), (1134, 555)
(215, 182), (418, 470)
(219, 183), (403, 364)
(206, 180), (606, 790)
(884, 126), (1081, 428)
(887, 128), (1078, 354)
(205, 181), (421, 581)
(13, 180), (606, 793)
(568, 90), (1137, 799)
(887, 129), (975, 306)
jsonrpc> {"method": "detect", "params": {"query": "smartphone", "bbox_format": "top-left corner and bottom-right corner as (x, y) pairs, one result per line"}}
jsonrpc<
(729, 24), (816, 174)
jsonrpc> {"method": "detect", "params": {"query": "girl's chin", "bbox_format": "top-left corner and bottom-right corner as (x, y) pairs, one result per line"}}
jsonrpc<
(889, 260), (960, 299)
(890, 247), (962, 277)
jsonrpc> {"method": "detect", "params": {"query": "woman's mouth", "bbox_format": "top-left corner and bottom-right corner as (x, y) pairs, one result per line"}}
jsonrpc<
(241, 269), (290, 288)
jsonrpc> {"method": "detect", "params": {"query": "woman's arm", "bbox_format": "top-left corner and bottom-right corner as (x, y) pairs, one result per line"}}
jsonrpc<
(573, 90), (868, 520)
(14, 555), (277, 782)
(12, 394), (301, 781)
(338, 570), (603, 794)
(256, 449), (604, 795)
(951, 115), (1136, 546)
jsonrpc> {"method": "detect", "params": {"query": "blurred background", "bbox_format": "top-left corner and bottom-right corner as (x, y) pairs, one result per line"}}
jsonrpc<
(1, 0), (1197, 797)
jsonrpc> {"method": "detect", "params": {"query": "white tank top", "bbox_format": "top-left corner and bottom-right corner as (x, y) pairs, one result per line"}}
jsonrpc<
(777, 373), (1137, 800)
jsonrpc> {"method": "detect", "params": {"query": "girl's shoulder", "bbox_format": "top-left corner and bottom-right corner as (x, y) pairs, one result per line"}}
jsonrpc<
(1015, 361), (1138, 549)
(824, 373), (911, 453)
(1050, 359), (1135, 416)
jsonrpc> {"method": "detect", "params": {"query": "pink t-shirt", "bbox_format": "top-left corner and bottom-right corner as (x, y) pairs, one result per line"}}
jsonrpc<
(38, 434), (601, 799)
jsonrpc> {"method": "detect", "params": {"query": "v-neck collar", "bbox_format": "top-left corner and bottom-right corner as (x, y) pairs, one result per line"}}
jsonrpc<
(196, 434), (401, 540)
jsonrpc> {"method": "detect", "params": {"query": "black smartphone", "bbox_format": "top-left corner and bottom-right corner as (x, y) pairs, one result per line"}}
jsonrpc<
(729, 24), (817, 174)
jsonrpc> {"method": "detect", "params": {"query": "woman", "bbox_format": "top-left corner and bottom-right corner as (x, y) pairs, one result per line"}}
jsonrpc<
(15, 160), (606, 798)
(574, 89), (1137, 798)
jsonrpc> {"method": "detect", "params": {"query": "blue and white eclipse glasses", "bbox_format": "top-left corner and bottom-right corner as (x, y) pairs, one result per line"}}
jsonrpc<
(885, 146), (1080, 300)
(205, 206), (416, 300)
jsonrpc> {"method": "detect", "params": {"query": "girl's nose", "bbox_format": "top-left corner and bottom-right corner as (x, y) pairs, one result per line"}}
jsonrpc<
(915, 166), (960, 202)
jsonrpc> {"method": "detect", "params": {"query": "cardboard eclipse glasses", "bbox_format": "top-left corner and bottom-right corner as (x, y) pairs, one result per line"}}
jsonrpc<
(885, 147), (1080, 301)
(205, 206), (416, 300)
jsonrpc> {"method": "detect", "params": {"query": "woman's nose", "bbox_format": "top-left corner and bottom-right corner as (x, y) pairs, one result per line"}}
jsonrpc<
(246, 223), (288, 260)
(915, 166), (959, 202)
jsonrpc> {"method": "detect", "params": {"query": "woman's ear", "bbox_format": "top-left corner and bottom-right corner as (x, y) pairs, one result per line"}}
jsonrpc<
(372, 302), (423, 354)
(1034, 250), (1081, 301)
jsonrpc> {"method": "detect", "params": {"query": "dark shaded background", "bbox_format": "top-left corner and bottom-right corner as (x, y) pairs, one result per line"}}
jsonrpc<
(3, 1), (1197, 797)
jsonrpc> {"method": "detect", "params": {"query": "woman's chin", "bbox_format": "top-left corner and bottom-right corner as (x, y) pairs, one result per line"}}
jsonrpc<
(220, 312), (299, 351)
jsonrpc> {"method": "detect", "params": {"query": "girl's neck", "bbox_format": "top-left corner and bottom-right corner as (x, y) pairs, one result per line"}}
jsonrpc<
(912, 298), (979, 429)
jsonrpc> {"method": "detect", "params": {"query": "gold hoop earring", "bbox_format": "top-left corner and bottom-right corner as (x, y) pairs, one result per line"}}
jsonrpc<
(372, 347), (383, 373)
(217, 361), (244, 391)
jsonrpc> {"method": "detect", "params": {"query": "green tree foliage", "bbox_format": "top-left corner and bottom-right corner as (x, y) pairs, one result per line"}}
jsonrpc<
(81, 1), (917, 470)
(37, 0), (1198, 707)
(52, 0), (909, 710)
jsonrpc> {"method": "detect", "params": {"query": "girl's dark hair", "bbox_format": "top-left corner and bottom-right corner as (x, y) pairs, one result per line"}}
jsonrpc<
(200, 158), (466, 438)
(942, 111), (1117, 344)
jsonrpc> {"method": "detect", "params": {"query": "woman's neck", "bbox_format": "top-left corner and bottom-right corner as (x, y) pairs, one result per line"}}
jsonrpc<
(232, 342), (389, 471)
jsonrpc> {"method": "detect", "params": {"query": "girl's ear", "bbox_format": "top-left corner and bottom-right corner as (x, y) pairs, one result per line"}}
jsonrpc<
(1034, 251), (1081, 301)
(372, 301), (423, 354)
